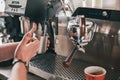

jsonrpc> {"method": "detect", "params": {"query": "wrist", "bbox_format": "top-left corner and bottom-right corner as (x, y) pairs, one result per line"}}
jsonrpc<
(12, 58), (29, 71)
(14, 62), (28, 72)
(14, 56), (29, 64)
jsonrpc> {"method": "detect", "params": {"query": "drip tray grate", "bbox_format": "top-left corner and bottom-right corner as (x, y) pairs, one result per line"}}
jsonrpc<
(29, 53), (120, 80)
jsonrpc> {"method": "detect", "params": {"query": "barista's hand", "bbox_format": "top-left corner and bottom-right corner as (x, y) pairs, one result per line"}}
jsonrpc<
(14, 23), (40, 63)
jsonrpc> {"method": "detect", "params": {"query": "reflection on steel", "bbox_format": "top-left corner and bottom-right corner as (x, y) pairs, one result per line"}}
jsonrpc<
(67, 15), (96, 53)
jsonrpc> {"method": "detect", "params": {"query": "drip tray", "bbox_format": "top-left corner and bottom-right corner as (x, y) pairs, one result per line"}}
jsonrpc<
(29, 52), (120, 80)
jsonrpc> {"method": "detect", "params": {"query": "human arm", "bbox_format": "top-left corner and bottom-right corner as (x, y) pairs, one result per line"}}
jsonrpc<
(8, 62), (27, 80)
(0, 42), (19, 61)
(8, 23), (40, 80)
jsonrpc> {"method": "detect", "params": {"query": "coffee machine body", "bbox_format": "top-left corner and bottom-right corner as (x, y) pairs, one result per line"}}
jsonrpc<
(54, 7), (120, 70)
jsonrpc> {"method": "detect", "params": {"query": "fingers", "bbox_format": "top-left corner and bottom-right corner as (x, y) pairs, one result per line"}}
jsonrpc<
(47, 38), (50, 48)
(27, 39), (40, 50)
(27, 39), (40, 55)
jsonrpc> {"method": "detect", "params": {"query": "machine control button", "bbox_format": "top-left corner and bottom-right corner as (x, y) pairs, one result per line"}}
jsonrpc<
(102, 11), (108, 17)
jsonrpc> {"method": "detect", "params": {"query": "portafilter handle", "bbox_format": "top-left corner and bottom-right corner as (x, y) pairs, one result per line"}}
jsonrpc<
(63, 45), (77, 68)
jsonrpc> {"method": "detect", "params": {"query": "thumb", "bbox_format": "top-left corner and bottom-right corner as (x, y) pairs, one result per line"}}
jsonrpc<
(21, 23), (37, 45)
(29, 23), (37, 35)
(21, 33), (32, 45)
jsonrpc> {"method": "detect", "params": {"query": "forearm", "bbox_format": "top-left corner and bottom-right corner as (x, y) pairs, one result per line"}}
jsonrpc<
(8, 62), (27, 80)
(0, 42), (19, 61)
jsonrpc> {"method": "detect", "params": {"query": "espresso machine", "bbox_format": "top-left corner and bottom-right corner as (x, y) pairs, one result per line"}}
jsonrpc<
(1, 0), (120, 80)
(28, 1), (120, 80)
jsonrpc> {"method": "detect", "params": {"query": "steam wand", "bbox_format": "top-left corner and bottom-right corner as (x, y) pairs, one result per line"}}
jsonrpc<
(63, 42), (78, 68)
(63, 15), (86, 67)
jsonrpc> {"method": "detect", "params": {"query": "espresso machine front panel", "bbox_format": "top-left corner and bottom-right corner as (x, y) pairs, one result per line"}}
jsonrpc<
(5, 0), (62, 22)
(5, 0), (27, 15)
